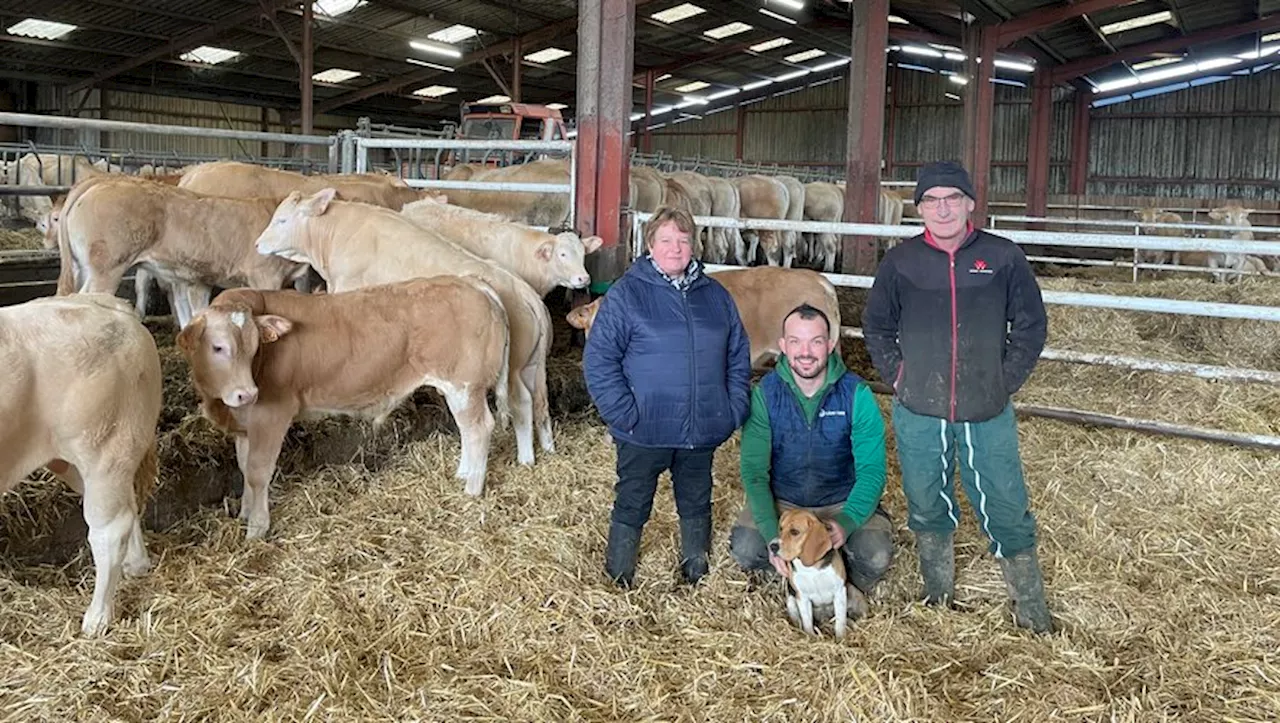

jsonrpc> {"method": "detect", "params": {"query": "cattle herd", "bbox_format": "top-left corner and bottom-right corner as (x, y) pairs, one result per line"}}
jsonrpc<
(3, 153), (856, 639)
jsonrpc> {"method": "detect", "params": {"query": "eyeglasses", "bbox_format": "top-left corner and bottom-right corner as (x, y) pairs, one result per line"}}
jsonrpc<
(918, 192), (968, 211)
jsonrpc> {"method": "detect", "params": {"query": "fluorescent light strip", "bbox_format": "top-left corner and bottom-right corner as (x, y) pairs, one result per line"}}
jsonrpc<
(705, 88), (739, 100)
(810, 58), (850, 72)
(945, 92), (961, 100)
(773, 68), (810, 81)
(949, 75), (968, 85)
(900, 45), (943, 58)
(888, 15), (909, 25)
(759, 8), (797, 24)
(546, 103), (568, 110)
(770, 0), (805, 10)
(741, 79), (773, 90)
(993, 58), (1035, 72)
(409, 40), (462, 58)
(405, 57), (455, 72)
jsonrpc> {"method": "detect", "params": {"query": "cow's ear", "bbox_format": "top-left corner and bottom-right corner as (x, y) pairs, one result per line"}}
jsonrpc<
(536, 241), (554, 261)
(176, 315), (206, 353)
(583, 235), (604, 254)
(255, 314), (293, 343)
(305, 188), (338, 216)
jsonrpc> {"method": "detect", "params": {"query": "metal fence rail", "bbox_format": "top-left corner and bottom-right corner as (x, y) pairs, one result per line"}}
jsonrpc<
(351, 135), (576, 225)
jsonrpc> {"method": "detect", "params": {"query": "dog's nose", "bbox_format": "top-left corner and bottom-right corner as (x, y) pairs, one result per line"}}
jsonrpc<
(768, 540), (780, 555)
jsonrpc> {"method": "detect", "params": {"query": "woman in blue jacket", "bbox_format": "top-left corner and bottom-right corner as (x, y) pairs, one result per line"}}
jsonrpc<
(584, 206), (752, 588)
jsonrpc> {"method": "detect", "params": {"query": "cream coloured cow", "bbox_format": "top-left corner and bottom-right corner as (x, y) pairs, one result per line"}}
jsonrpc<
(774, 175), (805, 269)
(442, 158), (572, 227)
(733, 174), (790, 266)
(707, 175), (744, 265)
(1208, 202), (1272, 276)
(55, 175), (309, 328)
(803, 181), (843, 272)
(629, 165), (666, 214)
(177, 278), (511, 538)
(2, 152), (111, 225)
(569, 265), (841, 368)
(1, 293), (161, 635)
(178, 160), (441, 210)
(399, 198), (602, 295)
(665, 171), (715, 260)
(254, 189), (554, 466)
(1132, 206), (1182, 270)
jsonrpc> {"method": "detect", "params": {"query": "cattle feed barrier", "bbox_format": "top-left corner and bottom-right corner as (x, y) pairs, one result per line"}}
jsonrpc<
(630, 210), (1280, 449)
(350, 136), (576, 226)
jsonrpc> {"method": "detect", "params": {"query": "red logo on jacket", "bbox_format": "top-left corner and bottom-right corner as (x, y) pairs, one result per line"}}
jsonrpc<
(969, 258), (994, 274)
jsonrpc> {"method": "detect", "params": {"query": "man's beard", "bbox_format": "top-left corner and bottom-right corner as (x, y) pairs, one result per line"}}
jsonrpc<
(789, 356), (825, 380)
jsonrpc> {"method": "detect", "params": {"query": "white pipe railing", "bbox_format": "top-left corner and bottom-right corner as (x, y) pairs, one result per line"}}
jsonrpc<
(992, 214), (1280, 235)
(355, 138), (574, 151)
(400, 178), (571, 194)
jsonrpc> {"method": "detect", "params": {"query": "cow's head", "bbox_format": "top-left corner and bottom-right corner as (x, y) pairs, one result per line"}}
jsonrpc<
(37, 195), (64, 250)
(565, 297), (603, 336)
(177, 301), (292, 409)
(541, 232), (604, 289)
(1208, 203), (1254, 226)
(256, 188), (335, 264)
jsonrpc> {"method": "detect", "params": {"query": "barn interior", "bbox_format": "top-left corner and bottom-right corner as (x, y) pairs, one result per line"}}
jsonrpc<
(2, 1), (1280, 720)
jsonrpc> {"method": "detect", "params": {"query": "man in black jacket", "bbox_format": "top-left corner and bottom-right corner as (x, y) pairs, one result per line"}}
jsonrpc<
(862, 161), (1053, 634)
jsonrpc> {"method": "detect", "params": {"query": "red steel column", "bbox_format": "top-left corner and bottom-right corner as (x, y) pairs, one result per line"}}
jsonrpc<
(962, 25), (997, 227)
(1026, 67), (1052, 227)
(841, 0), (889, 274)
(884, 71), (897, 178)
(1069, 90), (1091, 196)
(575, 0), (634, 284)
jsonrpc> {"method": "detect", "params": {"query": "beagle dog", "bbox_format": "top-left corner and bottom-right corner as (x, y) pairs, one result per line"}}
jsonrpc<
(770, 509), (861, 639)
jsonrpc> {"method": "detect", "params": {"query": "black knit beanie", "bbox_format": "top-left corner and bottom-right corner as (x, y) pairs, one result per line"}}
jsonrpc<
(913, 161), (976, 206)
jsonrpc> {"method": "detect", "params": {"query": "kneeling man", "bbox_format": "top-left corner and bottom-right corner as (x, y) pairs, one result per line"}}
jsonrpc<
(731, 303), (893, 607)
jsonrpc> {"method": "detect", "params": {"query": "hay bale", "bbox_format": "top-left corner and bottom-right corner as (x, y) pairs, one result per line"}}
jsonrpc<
(0, 227), (43, 251)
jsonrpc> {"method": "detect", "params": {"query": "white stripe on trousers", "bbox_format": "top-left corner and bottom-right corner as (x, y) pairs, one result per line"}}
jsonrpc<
(939, 419), (959, 528)
(963, 422), (1003, 559)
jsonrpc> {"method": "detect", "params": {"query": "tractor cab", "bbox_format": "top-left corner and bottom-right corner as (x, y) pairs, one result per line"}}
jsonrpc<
(448, 102), (569, 167)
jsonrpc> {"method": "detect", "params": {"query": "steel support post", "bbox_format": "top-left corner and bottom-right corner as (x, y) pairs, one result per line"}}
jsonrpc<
(575, 0), (635, 289)
(840, 0), (889, 274)
(642, 69), (654, 153)
(512, 37), (523, 103)
(962, 25), (997, 227)
(301, 1), (314, 150)
(1026, 67), (1052, 229)
(1069, 91), (1091, 196)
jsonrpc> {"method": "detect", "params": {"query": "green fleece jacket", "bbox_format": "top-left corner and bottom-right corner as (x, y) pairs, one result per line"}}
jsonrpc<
(738, 353), (887, 542)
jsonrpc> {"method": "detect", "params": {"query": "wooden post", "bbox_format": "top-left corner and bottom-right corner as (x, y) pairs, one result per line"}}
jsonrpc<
(840, 0), (889, 274)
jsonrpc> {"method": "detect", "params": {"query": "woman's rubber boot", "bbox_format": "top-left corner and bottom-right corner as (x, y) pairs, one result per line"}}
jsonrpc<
(605, 521), (642, 589)
(678, 515), (712, 585)
(915, 531), (955, 607)
(998, 547), (1054, 634)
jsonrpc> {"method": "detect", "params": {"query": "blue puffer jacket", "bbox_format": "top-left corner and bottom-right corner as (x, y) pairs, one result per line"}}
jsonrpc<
(583, 256), (752, 449)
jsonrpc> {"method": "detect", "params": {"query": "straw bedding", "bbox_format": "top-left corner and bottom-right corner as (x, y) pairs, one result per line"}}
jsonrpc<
(1, 284), (1279, 721)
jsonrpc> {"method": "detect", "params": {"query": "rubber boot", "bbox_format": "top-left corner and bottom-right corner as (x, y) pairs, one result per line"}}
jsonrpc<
(605, 521), (642, 589)
(998, 547), (1054, 634)
(915, 531), (956, 607)
(678, 515), (712, 585)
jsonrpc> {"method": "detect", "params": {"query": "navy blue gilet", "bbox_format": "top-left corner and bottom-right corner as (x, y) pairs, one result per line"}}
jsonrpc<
(763, 370), (862, 508)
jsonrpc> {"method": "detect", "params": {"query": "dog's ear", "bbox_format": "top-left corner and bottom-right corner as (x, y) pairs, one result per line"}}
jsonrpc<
(799, 516), (833, 567)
